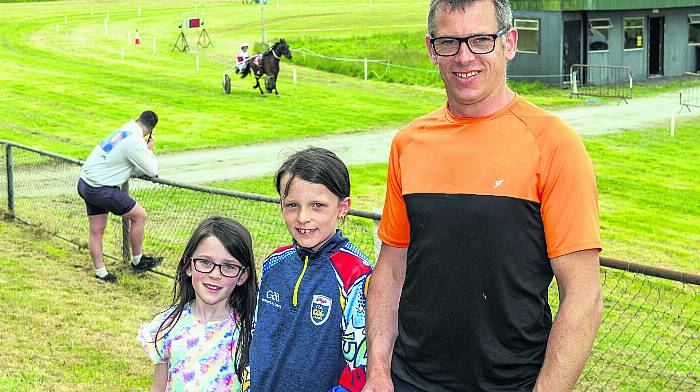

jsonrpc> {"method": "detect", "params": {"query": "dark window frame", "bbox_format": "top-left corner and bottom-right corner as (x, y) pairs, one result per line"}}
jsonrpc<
(689, 14), (700, 45)
(514, 18), (540, 54)
(623, 17), (644, 51)
(589, 18), (612, 52)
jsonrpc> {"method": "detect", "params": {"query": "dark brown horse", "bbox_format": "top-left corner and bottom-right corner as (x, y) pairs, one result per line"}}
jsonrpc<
(241, 39), (292, 96)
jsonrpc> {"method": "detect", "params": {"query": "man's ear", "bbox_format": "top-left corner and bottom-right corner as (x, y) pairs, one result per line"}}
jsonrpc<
(426, 34), (438, 64)
(504, 28), (518, 61)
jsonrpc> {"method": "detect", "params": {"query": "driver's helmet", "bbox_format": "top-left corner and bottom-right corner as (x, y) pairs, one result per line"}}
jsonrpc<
(241, 42), (249, 49)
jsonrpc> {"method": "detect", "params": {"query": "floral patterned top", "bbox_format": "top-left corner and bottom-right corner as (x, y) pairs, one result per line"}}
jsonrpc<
(137, 302), (241, 391)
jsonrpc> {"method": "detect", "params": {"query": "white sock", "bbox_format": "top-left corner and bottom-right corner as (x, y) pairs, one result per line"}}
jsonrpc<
(95, 266), (109, 278)
(132, 254), (143, 266)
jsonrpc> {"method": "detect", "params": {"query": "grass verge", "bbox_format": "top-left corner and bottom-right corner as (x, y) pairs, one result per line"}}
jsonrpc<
(0, 221), (171, 391)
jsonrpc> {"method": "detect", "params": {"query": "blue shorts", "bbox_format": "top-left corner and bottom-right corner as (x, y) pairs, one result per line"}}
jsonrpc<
(77, 178), (136, 216)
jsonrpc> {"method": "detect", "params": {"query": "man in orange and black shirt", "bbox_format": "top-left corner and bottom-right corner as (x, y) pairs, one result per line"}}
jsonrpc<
(365, 1), (603, 391)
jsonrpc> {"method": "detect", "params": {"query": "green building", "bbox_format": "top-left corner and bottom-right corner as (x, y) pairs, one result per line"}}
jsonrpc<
(508, 0), (700, 84)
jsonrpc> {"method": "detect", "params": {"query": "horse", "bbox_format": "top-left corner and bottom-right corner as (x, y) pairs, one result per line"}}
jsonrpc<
(240, 39), (292, 96)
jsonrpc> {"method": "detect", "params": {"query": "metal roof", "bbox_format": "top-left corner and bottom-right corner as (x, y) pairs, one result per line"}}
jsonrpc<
(511, 0), (700, 11)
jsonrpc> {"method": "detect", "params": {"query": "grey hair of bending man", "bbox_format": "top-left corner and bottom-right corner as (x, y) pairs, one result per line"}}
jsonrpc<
(427, 0), (513, 37)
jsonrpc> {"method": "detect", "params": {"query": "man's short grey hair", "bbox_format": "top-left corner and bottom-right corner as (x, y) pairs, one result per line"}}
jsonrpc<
(427, 0), (513, 37)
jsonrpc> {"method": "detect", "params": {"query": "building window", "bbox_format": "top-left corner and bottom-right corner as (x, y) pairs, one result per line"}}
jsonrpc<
(514, 19), (539, 54)
(589, 19), (612, 51)
(624, 17), (644, 50)
(690, 14), (700, 44)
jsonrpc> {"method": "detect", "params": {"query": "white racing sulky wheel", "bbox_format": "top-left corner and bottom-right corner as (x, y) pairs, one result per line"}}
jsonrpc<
(222, 72), (231, 94)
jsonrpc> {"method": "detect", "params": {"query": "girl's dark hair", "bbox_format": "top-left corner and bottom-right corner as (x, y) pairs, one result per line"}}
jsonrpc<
(153, 216), (258, 382)
(275, 147), (350, 200)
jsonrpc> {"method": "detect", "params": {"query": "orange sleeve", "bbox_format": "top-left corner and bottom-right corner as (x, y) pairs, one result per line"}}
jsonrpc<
(540, 127), (602, 258)
(377, 135), (410, 248)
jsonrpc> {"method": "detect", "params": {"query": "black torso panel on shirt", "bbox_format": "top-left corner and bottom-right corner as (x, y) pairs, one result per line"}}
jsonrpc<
(392, 193), (553, 392)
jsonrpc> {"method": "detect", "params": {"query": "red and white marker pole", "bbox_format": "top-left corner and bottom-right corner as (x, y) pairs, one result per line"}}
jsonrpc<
(135, 30), (141, 45)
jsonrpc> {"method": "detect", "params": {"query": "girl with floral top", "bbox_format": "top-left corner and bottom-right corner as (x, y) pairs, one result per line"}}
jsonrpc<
(137, 216), (258, 391)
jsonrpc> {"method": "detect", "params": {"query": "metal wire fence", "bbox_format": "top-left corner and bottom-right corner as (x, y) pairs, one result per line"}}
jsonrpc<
(1, 141), (698, 391)
(571, 64), (634, 103)
(0, 142), (379, 278)
(680, 72), (700, 112)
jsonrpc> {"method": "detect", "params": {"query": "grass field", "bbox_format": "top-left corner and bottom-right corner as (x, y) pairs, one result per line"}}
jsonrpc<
(0, 221), (167, 390)
(0, 0), (448, 157)
(3, 0), (695, 159)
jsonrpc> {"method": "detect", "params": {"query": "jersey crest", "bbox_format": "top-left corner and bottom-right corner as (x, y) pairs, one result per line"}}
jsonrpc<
(310, 295), (332, 326)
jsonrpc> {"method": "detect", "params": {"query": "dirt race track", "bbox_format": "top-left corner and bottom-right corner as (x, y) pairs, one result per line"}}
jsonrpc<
(158, 92), (699, 184)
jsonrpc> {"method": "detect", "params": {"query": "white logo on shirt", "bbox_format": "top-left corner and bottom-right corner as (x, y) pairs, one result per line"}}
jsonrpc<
(494, 179), (504, 188)
(262, 290), (281, 309)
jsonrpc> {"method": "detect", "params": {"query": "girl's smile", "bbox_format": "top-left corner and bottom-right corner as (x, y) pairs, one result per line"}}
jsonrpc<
(203, 283), (223, 292)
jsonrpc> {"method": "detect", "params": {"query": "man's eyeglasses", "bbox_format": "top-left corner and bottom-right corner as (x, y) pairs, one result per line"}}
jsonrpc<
(191, 257), (246, 278)
(430, 27), (509, 56)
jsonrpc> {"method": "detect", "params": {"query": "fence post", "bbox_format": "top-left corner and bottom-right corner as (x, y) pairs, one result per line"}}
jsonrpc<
(5, 144), (15, 218)
(261, 5), (266, 44)
(671, 111), (676, 137)
(121, 181), (131, 264)
(372, 208), (382, 262)
(364, 58), (368, 80)
(629, 73), (634, 99)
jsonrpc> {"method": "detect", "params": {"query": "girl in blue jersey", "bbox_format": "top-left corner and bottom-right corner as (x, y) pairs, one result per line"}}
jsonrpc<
(246, 147), (372, 392)
(137, 216), (258, 391)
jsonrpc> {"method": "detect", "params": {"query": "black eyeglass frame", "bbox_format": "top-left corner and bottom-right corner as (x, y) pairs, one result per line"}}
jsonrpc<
(430, 27), (510, 56)
(191, 257), (247, 278)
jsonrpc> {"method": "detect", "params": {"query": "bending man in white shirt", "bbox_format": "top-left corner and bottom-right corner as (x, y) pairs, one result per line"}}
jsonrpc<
(77, 110), (163, 282)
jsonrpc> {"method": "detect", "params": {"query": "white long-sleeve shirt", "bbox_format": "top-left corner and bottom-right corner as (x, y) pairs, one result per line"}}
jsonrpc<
(80, 120), (158, 187)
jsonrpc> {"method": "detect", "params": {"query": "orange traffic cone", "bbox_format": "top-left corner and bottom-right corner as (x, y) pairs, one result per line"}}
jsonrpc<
(135, 29), (141, 45)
